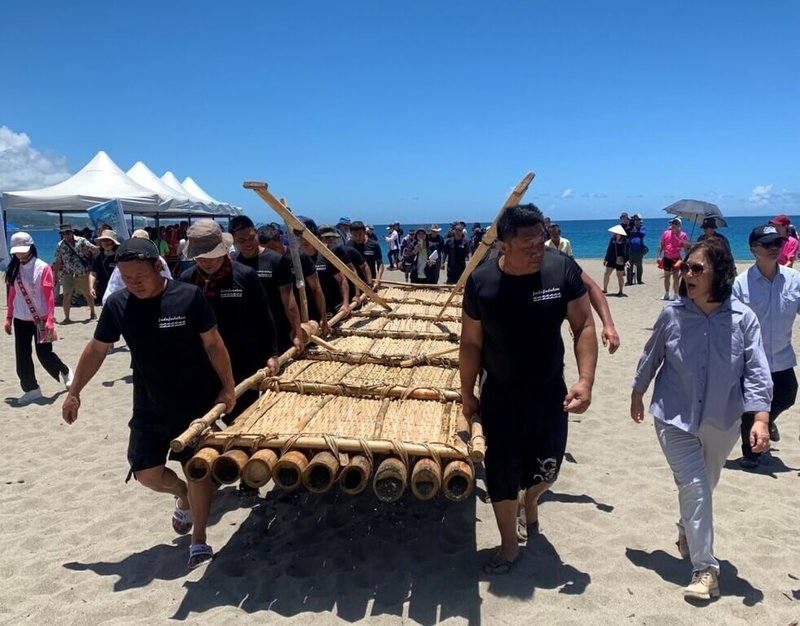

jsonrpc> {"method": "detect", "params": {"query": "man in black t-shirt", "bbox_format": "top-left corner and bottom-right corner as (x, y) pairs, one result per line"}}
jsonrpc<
(317, 225), (357, 315)
(229, 216), (304, 353)
(461, 203), (597, 574)
(443, 224), (470, 284)
(426, 224), (445, 284)
(61, 237), (236, 571)
(261, 224), (330, 335)
(180, 220), (279, 425)
(350, 221), (384, 286)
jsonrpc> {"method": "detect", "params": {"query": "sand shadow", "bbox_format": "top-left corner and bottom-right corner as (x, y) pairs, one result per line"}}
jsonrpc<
(540, 490), (614, 513)
(4, 390), (67, 407)
(173, 488), (481, 625)
(724, 452), (800, 479)
(101, 374), (133, 388)
(481, 533), (590, 599)
(625, 548), (763, 606)
(61, 486), (247, 591)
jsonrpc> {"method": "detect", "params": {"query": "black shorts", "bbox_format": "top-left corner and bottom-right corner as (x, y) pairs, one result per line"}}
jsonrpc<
(479, 377), (569, 502)
(662, 257), (680, 271)
(127, 415), (196, 474)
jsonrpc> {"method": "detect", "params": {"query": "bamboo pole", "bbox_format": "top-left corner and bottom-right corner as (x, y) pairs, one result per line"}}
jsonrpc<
(352, 310), (461, 322)
(434, 172), (535, 321)
(373, 457), (408, 502)
(211, 449), (249, 485)
(376, 279), (454, 289)
(442, 460), (474, 502)
(195, 432), (470, 460)
(280, 197), (309, 323)
(410, 458), (442, 501)
(337, 328), (458, 342)
(302, 451), (340, 493)
(339, 455), (372, 495)
(469, 414), (486, 463)
(242, 448), (279, 488)
(185, 447), (219, 482)
(243, 181), (391, 311)
(273, 450), (308, 491)
(258, 378), (461, 402)
(398, 345), (460, 367)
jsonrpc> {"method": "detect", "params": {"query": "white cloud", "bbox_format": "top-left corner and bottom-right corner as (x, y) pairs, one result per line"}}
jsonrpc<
(561, 188), (573, 198)
(0, 126), (70, 191)
(749, 184), (773, 206)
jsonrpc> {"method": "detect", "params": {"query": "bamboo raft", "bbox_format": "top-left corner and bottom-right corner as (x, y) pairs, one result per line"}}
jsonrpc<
(173, 172), (535, 504)
(174, 282), (481, 504)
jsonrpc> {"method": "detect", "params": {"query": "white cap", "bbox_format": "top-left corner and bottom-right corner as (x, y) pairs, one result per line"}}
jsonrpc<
(9, 231), (34, 254)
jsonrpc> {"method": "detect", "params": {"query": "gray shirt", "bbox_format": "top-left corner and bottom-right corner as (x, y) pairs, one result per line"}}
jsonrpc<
(632, 297), (772, 433)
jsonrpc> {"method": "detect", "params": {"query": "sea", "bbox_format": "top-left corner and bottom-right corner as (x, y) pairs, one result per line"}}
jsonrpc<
(4, 215), (780, 264)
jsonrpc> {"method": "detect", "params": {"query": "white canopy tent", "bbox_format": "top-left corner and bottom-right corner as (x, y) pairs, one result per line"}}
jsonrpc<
(183, 176), (242, 216)
(126, 161), (215, 217)
(1, 151), (161, 215)
(161, 172), (225, 216)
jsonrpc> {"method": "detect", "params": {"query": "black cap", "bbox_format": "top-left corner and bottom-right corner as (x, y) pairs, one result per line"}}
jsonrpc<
(749, 224), (787, 247)
(350, 220), (366, 231)
(701, 217), (718, 229)
(116, 238), (160, 262)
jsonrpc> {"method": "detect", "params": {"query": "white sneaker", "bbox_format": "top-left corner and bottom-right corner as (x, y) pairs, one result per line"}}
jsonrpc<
(662, 292), (671, 301)
(16, 388), (43, 405)
(61, 367), (74, 389)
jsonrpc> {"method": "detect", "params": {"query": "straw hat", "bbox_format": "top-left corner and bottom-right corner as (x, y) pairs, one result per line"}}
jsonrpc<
(95, 229), (120, 245)
(608, 224), (627, 236)
(430, 224), (441, 232)
(131, 229), (150, 240)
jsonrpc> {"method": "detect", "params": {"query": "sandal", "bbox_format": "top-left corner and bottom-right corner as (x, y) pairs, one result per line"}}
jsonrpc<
(483, 549), (521, 575)
(517, 519), (540, 542)
(188, 543), (214, 570)
(172, 497), (193, 535)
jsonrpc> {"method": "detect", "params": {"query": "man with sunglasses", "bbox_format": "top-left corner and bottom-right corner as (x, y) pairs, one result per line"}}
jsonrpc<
(732, 224), (800, 467)
(62, 237), (236, 570)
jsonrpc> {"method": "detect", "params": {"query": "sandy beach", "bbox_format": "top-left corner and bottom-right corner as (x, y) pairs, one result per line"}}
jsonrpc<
(1, 258), (798, 625)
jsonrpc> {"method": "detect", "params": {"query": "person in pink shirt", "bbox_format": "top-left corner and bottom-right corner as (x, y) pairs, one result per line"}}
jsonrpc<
(4, 232), (73, 405)
(657, 218), (690, 300)
(770, 214), (798, 268)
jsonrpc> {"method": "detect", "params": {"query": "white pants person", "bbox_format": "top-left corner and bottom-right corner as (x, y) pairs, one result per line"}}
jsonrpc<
(655, 419), (740, 573)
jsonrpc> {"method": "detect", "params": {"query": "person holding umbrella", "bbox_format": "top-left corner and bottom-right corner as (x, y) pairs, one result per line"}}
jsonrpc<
(697, 218), (731, 256)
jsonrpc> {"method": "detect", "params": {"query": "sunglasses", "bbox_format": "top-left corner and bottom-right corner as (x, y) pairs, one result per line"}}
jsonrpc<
(680, 262), (706, 276)
(758, 240), (783, 249)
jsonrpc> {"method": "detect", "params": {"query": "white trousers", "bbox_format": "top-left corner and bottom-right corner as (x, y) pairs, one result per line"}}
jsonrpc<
(654, 419), (740, 573)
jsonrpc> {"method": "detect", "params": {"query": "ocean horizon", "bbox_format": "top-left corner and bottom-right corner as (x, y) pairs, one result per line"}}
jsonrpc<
(5, 214), (786, 264)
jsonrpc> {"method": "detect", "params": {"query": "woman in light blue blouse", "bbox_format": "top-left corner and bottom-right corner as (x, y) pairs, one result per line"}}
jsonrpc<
(631, 238), (772, 603)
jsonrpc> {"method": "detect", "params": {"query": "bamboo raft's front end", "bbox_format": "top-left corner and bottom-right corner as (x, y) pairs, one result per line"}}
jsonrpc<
(173, 283), (484, 504)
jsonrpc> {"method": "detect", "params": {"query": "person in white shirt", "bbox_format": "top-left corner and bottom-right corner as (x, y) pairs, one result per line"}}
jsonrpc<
(544, 223), (574, 257)
(732, 224), (800, 467)
(4, 232), (73, 405)
(384, 222), (401, 270)
(103, 229), (172, 305)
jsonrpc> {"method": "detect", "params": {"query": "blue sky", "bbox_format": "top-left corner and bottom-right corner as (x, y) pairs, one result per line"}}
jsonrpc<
(1, 1), (798, 225)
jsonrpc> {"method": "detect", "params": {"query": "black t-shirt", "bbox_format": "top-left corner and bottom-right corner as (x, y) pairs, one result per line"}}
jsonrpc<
(287, 252), (320, 322)
(463, 251), (586, 385)
(351, 240), (383, 279)
(444, 237), (469, 270)
(91, 253), (117, 297)
(235, 249), (293, 347)
(314, 247), (353, 313)
(179, 262), (277, 380)
(95, 280), (220, 424)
